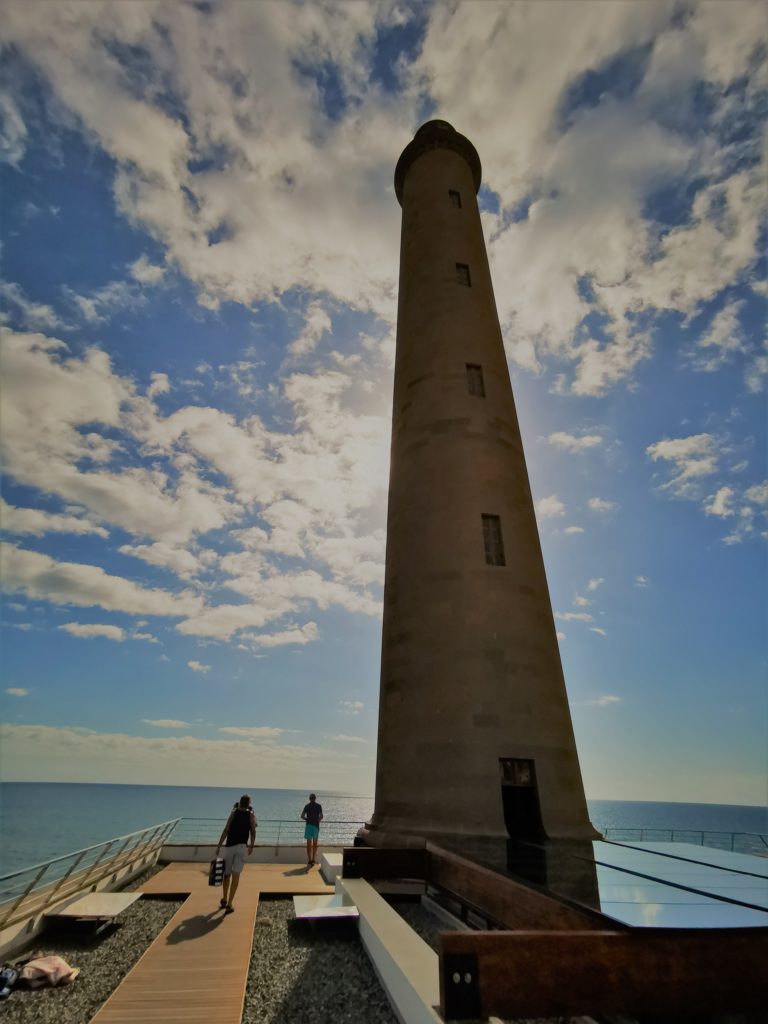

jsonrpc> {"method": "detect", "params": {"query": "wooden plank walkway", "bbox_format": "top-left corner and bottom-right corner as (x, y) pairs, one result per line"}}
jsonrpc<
(90, 862), (333, 1024)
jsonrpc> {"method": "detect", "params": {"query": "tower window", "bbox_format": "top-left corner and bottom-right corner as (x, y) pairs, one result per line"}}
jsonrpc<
(456, 263), (471, 287)
(449, 189), (462, 208)
(482, 514), (505, 566)
(466, 363), (485, 397)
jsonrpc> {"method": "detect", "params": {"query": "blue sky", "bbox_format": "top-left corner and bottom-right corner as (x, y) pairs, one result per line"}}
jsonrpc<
(1, 1), (765, 805)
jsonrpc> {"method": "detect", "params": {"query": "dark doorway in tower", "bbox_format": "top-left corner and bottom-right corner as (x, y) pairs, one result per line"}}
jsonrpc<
(499, 758), (545, 840)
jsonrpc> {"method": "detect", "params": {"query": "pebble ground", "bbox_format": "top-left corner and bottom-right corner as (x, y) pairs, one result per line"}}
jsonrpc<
(1, 868), (180, 1024)
(243, 897), (397, 1024)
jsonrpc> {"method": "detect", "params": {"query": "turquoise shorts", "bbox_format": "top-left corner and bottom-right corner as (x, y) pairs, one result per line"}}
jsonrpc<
(304, 824), (319, 840)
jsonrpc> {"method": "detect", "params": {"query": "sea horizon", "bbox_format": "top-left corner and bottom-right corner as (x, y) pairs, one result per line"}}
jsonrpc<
(2, 779), (766, 808)
(1, 781), (766, 876)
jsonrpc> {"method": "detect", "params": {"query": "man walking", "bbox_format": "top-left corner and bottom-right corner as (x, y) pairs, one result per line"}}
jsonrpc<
(301, 793), (323, 867)
(216, 794), (256, 912)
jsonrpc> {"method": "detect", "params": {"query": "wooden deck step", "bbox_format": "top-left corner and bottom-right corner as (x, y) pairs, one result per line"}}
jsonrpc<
(89, 862), (332, 1024)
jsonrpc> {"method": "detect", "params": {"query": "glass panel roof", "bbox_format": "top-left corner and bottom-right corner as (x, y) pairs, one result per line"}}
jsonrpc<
(607, 840), (768, 878)
(589, 841), (768, 911)
(435, 835), (768, 930)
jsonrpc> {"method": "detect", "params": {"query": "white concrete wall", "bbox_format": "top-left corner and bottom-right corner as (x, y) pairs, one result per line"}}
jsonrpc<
(340, 877), (442, 1024)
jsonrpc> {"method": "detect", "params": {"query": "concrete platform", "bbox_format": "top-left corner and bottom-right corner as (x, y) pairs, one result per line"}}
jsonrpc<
(293, 891), (359, 920)
(319, 851), (344, 884)
(46, 891), (141, 921)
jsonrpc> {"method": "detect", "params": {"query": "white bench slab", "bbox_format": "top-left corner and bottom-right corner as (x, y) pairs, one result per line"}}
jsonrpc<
(319, 851), (344, 884)
(293, 892), (359, 920)
(46, 892), (141, 921)
(339, 877), (442, 1024)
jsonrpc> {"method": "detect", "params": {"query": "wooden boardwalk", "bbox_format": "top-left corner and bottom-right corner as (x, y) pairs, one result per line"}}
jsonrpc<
(90, 862), (333, 1024)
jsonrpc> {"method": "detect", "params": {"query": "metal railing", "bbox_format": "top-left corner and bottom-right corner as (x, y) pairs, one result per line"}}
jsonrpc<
(602, 828), (768, 857)
(167, 817), (365, 847)
(0, 818), (179, 929)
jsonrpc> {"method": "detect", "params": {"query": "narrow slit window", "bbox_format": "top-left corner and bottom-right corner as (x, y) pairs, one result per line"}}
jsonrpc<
(466, 363), (485, 397)
(482, 514), (505, 566)
(449, 189), (462, 208)
(456, 262), (471, 287)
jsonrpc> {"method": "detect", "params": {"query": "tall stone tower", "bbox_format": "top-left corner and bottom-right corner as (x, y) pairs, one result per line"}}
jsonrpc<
(365, 121), (595, 845)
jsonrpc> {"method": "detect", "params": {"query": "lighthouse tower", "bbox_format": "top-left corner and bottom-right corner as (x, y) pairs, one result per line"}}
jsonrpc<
(364, 121), (595, 844)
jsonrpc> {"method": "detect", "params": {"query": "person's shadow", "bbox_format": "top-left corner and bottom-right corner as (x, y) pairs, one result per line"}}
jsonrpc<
(283, 866), (311, 876)
(165, 911), (224, 944)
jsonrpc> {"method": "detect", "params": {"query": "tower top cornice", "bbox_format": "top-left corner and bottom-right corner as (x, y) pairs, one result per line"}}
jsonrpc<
(394, 120), (482, 206)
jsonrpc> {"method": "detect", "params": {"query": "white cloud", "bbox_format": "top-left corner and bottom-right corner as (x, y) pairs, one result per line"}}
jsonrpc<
(289, 302), (333, 358)
(646, 433), (720, 498)
(5, 688), (29, 697)
(1, 1), (763, 401)
(590, 627), (608, 637)
(587, 578), (604, 591)
(60, 622), (125, 642)
(587, 694), (622, 706)
(188, 660), (211, 673)
(130, 255), (166, 285)
(147, 372), (171, 399)
(67, 278), (141, 324)
(0, 499), (108, 539)
(536, 494), (566, 519)
(587, 497), (618, 513)
(573, 595), (591, 607)
(635, 575), (650, 588)
(563, 526), (584, 535)
(1, 331), (240, 546)
(242, 622), (319, 648)
(338, 700), (363, 715)
(691, 299), (748, 372)
(745, 343), (768, 394)
(547, 432), (603, 452)
(0, 281), (64, 332)
(723, 505), (758, 546)
(218, 726), (283, 739)
(0, 92), (27, 166)
(331, 734), (366, 744)
(1, 331), (387, 642)
(1, 544), (201, 618)
(133, 632), (160, 644)
(142, 719), (190, 729)
(704, 486), (735, 518)
(0, 723), (372, 791)
(118, 542), (208, 580)
(556, 631), (566, 641)
(744, 482), (768, 509)
(555, 611), (593, 623)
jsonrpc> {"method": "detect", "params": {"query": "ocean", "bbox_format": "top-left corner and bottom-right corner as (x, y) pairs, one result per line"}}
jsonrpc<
(0, 781), (766, 876)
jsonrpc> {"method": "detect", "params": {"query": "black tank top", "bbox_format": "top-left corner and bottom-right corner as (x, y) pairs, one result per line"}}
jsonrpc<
(226, 807), (252, 846)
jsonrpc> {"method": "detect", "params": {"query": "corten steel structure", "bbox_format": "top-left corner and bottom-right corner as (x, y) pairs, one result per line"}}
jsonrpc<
(364, 120), (595, 845)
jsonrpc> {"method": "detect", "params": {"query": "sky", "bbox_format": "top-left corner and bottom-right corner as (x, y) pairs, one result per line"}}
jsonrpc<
(0, 1), (765, 806)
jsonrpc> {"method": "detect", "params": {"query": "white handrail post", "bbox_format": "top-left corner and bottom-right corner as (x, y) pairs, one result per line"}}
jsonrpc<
(0, 863), (51, 929)
(78, 839), (116, 889)
(40, 848), (89, 912)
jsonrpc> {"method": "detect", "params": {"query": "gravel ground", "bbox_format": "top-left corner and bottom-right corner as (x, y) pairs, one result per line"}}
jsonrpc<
(1, 867), (181, 1024)
(243, 898), (398, 1024)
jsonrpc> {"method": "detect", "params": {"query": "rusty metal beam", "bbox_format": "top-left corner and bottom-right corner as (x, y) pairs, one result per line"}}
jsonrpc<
(342, 847), (428, 880)
(439, 928), (768, 1020)
(426, 843), (607, 931)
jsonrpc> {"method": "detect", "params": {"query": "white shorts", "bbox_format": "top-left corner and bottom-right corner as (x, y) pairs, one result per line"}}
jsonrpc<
(222, 844), (247, 875)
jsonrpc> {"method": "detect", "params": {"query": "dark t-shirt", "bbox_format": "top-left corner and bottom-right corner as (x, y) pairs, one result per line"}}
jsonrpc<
(303, 802), (322, 827)
(226, 807), (253, 847)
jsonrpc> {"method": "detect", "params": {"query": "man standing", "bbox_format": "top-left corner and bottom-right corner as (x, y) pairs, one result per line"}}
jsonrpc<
(216, 794), (256, 913)
(301, 793), (323, 867)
